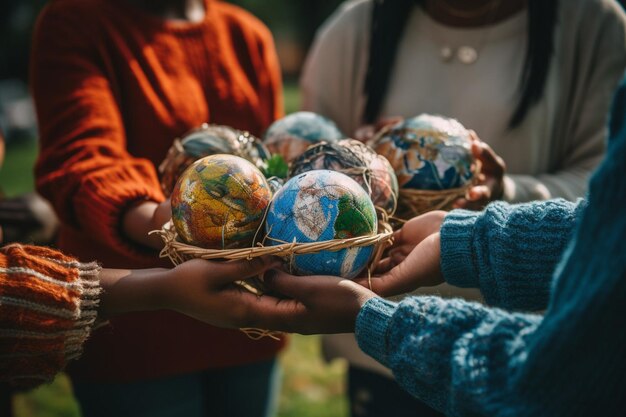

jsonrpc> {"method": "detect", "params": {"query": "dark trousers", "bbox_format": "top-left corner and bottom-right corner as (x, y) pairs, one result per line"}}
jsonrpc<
(348, 365), (444, 417)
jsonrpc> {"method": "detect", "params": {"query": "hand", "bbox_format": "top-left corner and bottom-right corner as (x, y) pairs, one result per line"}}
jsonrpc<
(122, 199), (171, 249)
(161, 257), (289, 328)
(258, 271), (377, 334)
(375, 210), (446, 275)
(453, 131), (505, 210)
(98, 256), (286, 329)
(358, 232), (444, 297)
(354, 116), (404, 143)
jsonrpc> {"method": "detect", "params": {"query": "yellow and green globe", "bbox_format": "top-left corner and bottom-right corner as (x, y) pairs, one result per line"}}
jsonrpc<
(171, 154), (272, 249)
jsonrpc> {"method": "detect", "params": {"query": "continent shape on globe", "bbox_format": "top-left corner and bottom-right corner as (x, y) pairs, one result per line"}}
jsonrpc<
(171, 154), (271, 249)
(265, 170), (377, 278)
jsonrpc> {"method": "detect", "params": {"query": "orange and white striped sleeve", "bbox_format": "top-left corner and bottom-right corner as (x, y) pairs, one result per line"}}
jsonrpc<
(0, 244), (101, 389)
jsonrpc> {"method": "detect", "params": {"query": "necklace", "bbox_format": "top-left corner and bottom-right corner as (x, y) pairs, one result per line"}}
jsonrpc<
(436, 0), (503, 65)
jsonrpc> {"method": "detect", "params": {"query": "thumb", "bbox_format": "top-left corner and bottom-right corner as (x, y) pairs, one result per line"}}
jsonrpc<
(357, 233), (442, 296)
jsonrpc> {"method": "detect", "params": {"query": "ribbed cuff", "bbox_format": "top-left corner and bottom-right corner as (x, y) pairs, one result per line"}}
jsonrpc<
(440, 210), (481, 288)
(0, 244), (102, 389)
(355, 297), (397, 368)
(74, 162), (165, 257)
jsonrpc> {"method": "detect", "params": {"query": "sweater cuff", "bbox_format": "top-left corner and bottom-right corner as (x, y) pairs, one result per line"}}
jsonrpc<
(74, 162), (165, 258)
(355, 297), (397, 368)
(0, 244), (102, 389)
(440, 210), (481, 288)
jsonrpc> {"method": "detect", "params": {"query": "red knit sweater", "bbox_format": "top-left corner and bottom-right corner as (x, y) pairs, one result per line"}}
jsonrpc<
(31, 0), (285, 381)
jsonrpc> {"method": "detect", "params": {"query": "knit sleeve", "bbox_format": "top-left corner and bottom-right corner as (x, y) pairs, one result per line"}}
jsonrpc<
(503, 1), (626, 203)
(356, 296), (543, 415)
(440, 199), (583, 311)
(355, 78), (626, 415)
(30, 4), (165, 259)
(0, 244), (101, 390)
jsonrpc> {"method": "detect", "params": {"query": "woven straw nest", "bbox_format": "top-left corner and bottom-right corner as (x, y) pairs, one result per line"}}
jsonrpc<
(153, 215), (393, 278)
(394, 160), (481, 220)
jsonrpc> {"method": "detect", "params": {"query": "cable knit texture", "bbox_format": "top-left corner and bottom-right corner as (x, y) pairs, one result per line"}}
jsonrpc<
(356, 75), (626, 416)
(31, 0), (285, 381)
(0, 244), (101, 389)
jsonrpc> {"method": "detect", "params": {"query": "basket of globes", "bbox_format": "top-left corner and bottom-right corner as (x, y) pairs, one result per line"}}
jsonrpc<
(152, 117), (396, 337)
(367, 113), (482, 220)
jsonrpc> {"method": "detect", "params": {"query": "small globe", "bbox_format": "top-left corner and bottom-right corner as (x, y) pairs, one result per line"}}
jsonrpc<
(171, 154), (272, 249)
(160, 124), (270, 195)
(289, 140), (398, 215)
(263, 111), (344, 163)
(368, 114), (475, 190)
(265, 170), (377, 278)
(339, 139), (399, 215)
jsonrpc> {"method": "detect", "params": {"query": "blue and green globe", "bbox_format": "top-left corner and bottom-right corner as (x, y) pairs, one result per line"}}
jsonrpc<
(265, 170), (377, 278)
(263, 111), (344, 163)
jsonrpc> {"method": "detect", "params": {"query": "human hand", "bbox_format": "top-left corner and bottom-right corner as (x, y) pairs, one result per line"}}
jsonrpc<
(122, 199), (171, 249)
(160, 257), (291, 328)
(359, 232), (443, 297)
(453, 131), (505, 210)
(256, 271), (377, 334)
(354, 116), (404, 143)
(99, 256), (286, 329)
(375, 210), (446, 275)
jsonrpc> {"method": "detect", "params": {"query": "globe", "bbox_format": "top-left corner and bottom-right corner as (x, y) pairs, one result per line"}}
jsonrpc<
(171, 154), (272, 249)
(289, 140), (398, 215)
(263, 111), (344, 163)
(265, 170), (377, 278)
(368, 114), (475, 190)
(160, 123), (270, 195)
(339, 139), (399, 215)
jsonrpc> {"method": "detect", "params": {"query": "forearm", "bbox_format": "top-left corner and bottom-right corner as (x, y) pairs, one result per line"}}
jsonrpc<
(121, 201), (167, 250)
(98, 266), (170, 317)
(355, 296), (541, 416)
(441, 199), (584, 310)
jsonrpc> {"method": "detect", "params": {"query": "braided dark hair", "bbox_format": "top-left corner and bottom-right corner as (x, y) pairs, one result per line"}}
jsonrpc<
(363, 0), (558, 129)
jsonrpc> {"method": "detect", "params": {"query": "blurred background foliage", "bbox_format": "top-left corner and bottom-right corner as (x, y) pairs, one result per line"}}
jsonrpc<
(1, 1), (350, 416)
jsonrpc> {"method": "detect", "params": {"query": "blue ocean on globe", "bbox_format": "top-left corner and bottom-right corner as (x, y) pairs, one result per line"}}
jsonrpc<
(263, 111), (345, 162)
(371, 114), (474, 190)
(265, 170), (377, 278)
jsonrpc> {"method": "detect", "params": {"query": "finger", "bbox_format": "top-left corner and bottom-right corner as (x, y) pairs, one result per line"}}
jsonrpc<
(238, 293), (308, 332)
(367, 234), (442, 297)
(467, 185), (490, 201)
(264, 270), (343, 304)
(373, 256), (394, 274)
(452, 197), (468, 209)
(211, 256), (283, 286)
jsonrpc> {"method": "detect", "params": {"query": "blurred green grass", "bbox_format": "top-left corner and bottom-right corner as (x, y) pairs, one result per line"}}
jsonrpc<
(5, 82), (349, 417)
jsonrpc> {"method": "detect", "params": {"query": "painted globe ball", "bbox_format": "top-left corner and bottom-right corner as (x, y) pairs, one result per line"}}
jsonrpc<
(160, 124), (270, 195)
(368, 114), (475, 190)
(263, 111), (344, 162)
(171, 154), (272, 249)
(289, 140), (398, 215)
(265, 170), (377, 278)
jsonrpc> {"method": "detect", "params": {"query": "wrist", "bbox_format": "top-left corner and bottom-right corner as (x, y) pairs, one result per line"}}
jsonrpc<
(99, 267), (172, 316)
(122, 200), (163, 249)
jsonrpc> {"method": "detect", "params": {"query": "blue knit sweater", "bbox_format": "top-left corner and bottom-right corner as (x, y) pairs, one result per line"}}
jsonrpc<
(355, 77), (626, 416)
